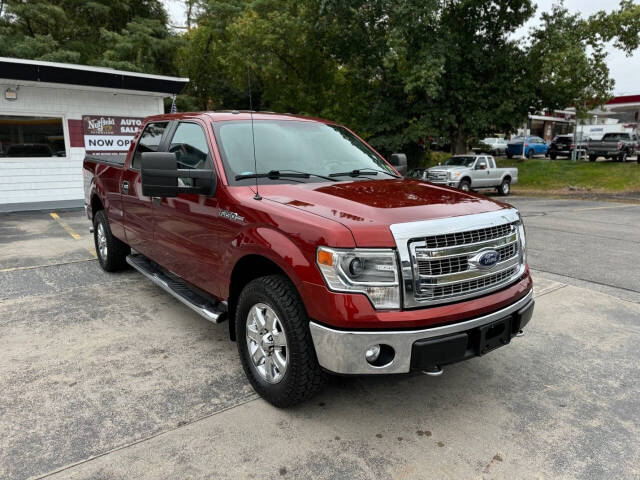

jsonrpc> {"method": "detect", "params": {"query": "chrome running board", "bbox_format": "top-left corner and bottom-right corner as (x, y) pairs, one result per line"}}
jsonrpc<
(126, 254), (227, 323)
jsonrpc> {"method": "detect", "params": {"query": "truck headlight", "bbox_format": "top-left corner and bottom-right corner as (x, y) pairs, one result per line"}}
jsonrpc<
(449, 171), (461, 180)
(517, 212), (527, 263)
(316, 247), (400, 309)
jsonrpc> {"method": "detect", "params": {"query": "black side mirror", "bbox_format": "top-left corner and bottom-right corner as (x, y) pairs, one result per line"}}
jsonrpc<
(141, 152), (215, 197)
(390, 153), (408, 176)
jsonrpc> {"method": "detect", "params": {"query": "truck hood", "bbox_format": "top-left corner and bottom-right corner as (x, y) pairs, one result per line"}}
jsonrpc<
(258, 179), (509, 247)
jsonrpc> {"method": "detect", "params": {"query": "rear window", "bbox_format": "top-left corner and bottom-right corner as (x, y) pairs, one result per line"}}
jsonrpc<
(602, 133), (630, 141)
(554, 136), (571, 144)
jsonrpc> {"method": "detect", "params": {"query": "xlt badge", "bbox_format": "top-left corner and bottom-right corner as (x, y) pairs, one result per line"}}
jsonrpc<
(220, 210), (245, 223)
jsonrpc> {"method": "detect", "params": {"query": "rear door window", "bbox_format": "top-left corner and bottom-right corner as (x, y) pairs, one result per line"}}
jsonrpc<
(131, 122), (169, 170)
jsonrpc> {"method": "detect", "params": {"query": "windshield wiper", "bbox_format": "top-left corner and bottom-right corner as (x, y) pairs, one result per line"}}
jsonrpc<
(235, 169), (337, 182)
(329, 168), (400, 178)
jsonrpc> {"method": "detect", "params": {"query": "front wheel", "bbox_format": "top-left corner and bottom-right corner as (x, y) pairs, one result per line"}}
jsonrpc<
(236, 275), (326, 407)
(93, 210), (130, 272)
(506, 153), (513, 159)
(550, 153), (557, 160)
(589, 155), (597, 162)
(620, 152), (628, 162)
(458, 179), (471, 192)
(526, 149), (533, 159)
(497, 178), (511, 196)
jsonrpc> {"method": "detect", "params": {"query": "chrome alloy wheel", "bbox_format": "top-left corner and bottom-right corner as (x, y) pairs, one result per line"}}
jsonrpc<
(97, 222), (108, 260)
(245, 303), (288, 383)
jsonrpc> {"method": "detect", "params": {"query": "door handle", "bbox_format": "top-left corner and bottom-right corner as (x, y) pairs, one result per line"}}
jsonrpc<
(122, 181), (129, 194)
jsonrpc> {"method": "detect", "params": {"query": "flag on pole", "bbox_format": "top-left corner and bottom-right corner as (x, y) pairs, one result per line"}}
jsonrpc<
(170, 94), (178, 113)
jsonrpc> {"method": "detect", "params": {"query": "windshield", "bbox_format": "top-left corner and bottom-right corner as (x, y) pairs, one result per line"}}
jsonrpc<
(212, 120), (395, 184)
(444, 156), (476, 166)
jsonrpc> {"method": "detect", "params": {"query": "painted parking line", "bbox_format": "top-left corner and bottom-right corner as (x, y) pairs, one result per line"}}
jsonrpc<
(50, 212), (82, 240)
(50, 212), (98, 258)
(0, 258), (96, 274)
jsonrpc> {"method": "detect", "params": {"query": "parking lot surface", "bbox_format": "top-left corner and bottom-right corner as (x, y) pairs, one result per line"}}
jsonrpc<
(1, 198), (639, 480)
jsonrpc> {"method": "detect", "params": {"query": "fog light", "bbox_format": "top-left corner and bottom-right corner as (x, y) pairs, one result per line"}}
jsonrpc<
(365, 344), (381, 364)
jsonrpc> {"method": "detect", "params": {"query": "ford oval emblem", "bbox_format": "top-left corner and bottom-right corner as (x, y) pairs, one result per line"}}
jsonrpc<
(477, 250), (500, 268)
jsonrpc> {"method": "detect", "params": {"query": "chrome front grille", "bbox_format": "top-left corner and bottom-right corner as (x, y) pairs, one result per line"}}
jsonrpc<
(390, 209), (525, 308)
(417, 241), (518, 277)
(427, 171), (447, 182)
(422, 267), (517, 300)
(424, 223), (514, 248)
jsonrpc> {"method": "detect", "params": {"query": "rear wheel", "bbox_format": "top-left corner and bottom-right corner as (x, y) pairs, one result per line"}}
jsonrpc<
(550, 153), (557, 160)
(506, 153), (513, 159)
(458, 179), (471, 192)
(236, 275), (326, 407)
(497, 178), (511, 196)
(93, 210), (130, 272)
(589, 155), (597, 162)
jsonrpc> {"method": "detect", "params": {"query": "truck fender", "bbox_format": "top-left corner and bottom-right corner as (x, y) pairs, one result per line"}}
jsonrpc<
(223, 226), (322, 339)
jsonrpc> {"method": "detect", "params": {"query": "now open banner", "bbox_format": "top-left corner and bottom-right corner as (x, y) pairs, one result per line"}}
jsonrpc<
(82, 116), (144, 153)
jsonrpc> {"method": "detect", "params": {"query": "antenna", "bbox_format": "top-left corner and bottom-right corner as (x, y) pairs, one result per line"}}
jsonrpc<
(247, 65), (261, 200)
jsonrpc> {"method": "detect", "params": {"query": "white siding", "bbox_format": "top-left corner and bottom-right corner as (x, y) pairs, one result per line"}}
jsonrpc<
(0, 81), (166, 207)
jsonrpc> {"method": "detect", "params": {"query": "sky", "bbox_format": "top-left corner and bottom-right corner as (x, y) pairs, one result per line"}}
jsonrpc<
(162, 0), (639, 95)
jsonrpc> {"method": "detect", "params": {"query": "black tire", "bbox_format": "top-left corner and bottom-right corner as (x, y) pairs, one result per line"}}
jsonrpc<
(458, 179), (471, 192)
(235, 275), (326, 408)
(497, 178), (511, 196)
(526, 149), (533, 159)
(550, 153), (557, 160)
(589, 155), (597, 162)
(620, 152), (627, 162)
(506, 153), (513, 159)
(93, 210), (130, 272)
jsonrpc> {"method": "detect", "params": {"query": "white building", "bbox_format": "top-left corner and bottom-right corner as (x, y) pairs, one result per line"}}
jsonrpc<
(0, 57), (188, 212)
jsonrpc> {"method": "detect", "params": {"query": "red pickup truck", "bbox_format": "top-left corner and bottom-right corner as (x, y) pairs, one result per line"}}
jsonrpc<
(84, 111), (534, 407)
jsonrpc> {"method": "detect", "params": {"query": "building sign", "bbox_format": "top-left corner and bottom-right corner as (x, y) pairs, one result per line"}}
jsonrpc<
(82, 115), (144, 153)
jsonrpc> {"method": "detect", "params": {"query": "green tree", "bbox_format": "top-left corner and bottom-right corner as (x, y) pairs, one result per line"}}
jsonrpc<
(0, 0), (179, 75)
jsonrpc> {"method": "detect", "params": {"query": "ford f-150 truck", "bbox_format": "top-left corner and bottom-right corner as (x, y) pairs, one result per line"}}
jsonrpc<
(587, 132), (639, 162)
(84, 112), (534, 407)
(426, 155), (518, 195)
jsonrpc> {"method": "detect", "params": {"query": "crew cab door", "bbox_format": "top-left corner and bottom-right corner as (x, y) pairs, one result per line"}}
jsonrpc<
(151, 120), (223, 294)
(121, 121), (170, 259)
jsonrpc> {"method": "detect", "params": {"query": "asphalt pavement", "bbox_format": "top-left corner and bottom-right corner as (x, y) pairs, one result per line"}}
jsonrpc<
(1, 198), (638, 480)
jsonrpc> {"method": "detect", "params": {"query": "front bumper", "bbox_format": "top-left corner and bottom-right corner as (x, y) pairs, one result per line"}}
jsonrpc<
(429, 179), (459, 188)
(309, 289), (534, 374)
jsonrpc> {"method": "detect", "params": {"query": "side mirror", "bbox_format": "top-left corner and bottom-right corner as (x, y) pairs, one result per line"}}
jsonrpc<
(390, 153), (408, 176)
(141, 152), (215, 197)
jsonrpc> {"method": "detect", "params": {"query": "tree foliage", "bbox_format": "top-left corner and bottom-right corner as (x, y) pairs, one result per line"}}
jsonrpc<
(0, 0), (181, 74)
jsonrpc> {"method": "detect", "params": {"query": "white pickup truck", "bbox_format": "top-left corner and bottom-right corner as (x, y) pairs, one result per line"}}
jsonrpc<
(426, 155), (518, 195)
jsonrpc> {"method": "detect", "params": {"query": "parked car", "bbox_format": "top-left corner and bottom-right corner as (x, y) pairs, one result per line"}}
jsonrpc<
(548, 134), (588, 159)
(84, 112), (533, 407)
(472, 137), (508, 156)
(505, 136), (548, 159)
(426, 155), (518, 195)
(587, 132), (639, 162)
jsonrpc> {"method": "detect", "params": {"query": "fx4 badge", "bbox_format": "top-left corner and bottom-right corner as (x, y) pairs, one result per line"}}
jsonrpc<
(220, 210), (245, 223)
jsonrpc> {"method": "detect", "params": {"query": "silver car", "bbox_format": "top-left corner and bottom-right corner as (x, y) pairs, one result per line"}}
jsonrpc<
(426, 155), (518, 196)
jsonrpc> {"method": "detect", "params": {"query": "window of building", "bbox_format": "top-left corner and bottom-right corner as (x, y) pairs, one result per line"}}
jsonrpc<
(131, 122), (168, 169)
(0, 115), (66, 157)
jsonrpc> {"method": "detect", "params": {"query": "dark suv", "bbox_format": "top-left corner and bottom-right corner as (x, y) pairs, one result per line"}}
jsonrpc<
(548, 135), (576, 159)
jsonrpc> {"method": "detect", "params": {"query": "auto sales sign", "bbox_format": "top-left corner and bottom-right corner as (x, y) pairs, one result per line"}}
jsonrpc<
(83, 116), (144, 153)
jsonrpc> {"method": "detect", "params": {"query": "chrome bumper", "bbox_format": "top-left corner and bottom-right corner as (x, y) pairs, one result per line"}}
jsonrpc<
(309, 289), (533, 375)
